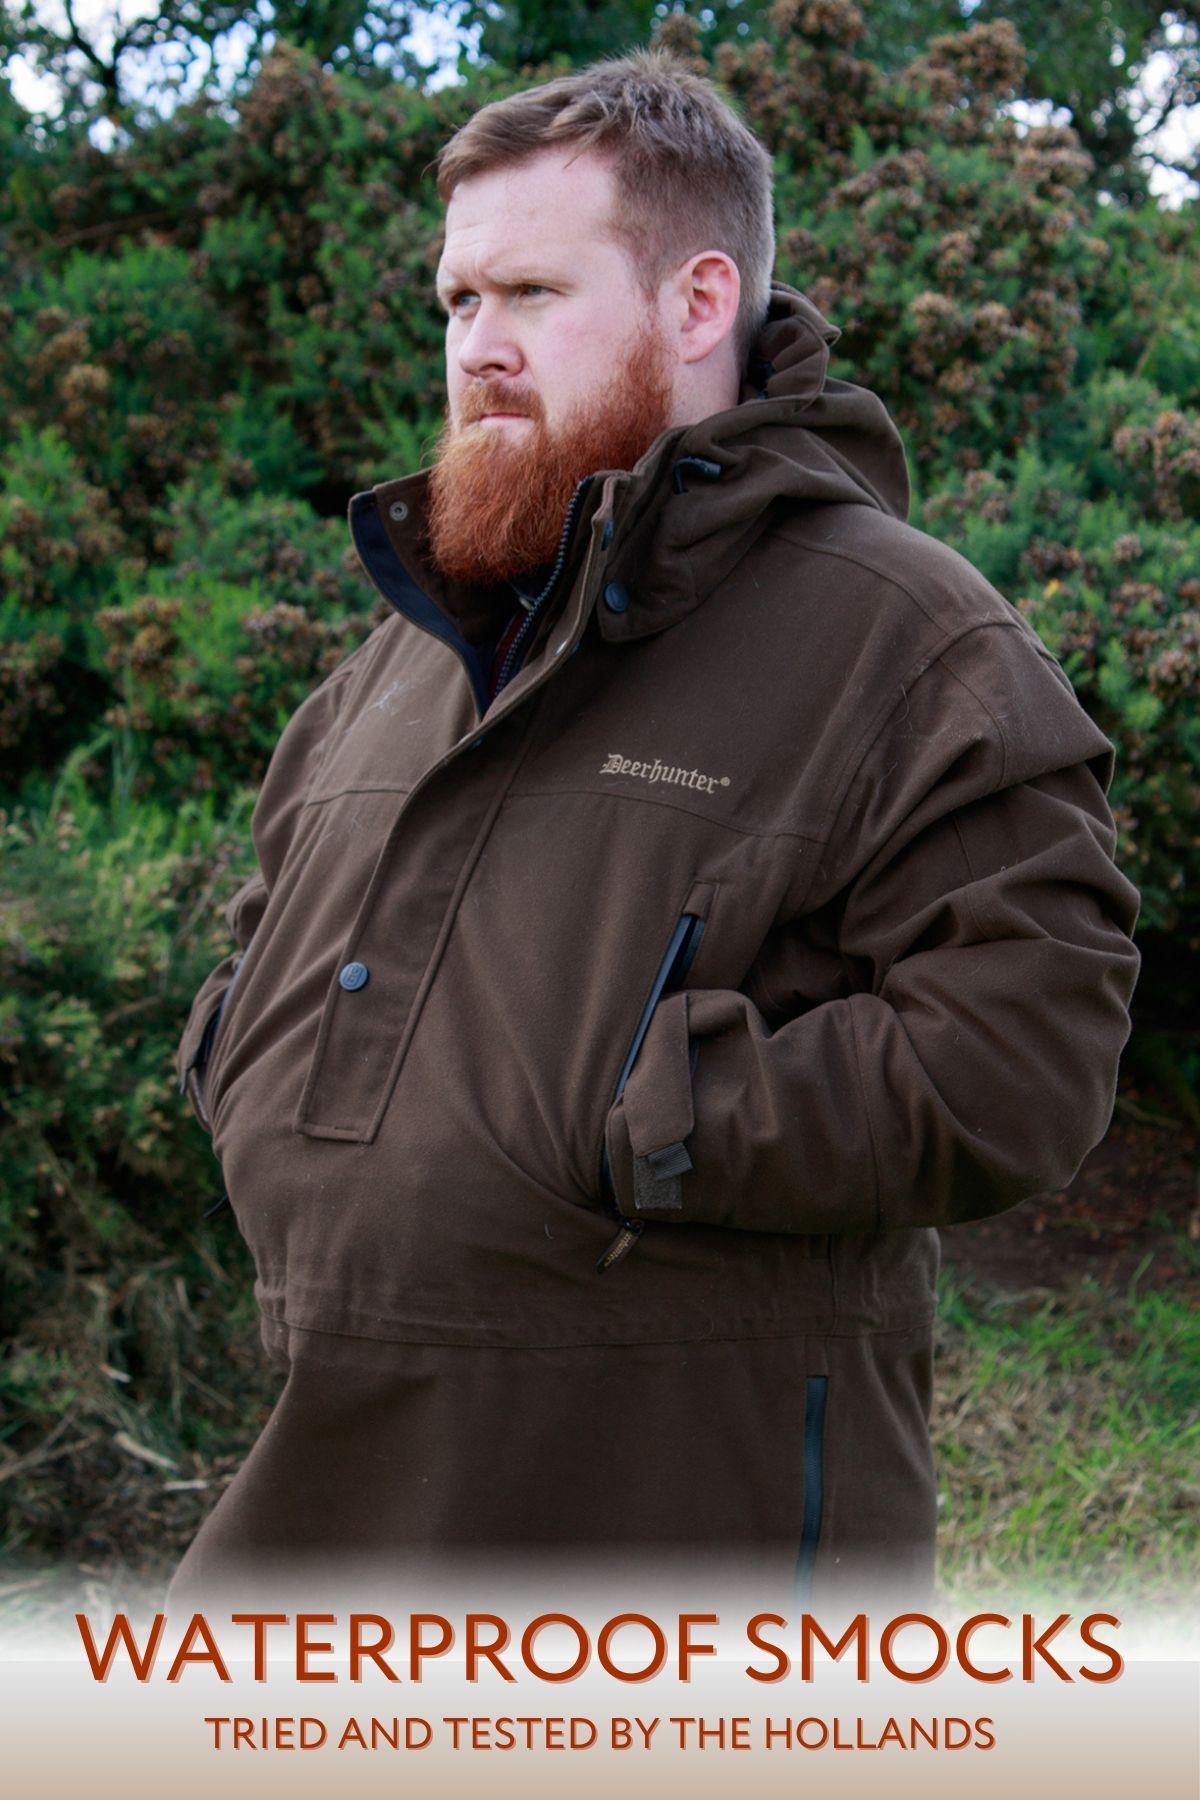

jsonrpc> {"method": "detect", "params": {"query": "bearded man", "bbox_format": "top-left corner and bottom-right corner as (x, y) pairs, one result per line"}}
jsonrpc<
(173, 50), (1139, 1604)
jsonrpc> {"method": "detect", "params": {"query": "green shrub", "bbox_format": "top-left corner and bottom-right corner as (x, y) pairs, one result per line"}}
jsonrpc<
(0, 772), (277, 1570)
(712, 12), (1105, 482)
(0, 767), (251, 1266)
(191, 44), (461, 489)
(920, 432), (1200, 940)
(0, 242), (231, 544)
(95, 479), (380, 797)
(0, 425), (124, 779)
(0, 3), (1197, 1592)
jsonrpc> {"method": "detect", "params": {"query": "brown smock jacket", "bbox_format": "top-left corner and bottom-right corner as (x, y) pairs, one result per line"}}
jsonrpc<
(172, 286), (1140, 1603)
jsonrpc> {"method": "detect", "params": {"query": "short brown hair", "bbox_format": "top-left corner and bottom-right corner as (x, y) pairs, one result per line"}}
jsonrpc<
(436, 48), (775, 371)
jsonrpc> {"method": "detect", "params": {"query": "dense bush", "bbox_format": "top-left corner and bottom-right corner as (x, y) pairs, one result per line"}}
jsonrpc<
(96, 480), (381, 798)
(0, 777), (274, 1569)
(720, 12), (1102, 476)
(0, 425), (124, 777)
(921, 440), (1200, 940)
(0, 774), (253, 1266)
(1, 7), (1197, 1573)
(0, 242), (232, 545)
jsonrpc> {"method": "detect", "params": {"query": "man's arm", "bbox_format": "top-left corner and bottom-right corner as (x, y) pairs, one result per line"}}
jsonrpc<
(604, 627), (1142, 1233)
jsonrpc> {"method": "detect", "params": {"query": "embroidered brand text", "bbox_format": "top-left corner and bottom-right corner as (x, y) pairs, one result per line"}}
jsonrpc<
(600, 753), (731, 795)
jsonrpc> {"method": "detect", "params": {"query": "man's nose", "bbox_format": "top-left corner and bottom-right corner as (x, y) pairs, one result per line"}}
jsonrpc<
(456, 299), (523, 380)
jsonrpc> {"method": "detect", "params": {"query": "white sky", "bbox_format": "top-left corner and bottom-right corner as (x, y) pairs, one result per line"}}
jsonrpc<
(4, 0), (470, 122)
(4, 0), (1198, 199)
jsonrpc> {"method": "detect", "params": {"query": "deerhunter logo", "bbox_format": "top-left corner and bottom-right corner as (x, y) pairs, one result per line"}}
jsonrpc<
(600, 752), (732, 796)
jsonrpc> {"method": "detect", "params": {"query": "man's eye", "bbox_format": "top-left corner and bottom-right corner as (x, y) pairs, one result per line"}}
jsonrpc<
(444, 291), (478, 314)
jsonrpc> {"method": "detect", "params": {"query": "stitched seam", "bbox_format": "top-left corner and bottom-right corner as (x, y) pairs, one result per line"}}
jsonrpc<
(934, 638), (1012, 789)
(302, 782), (826, 844)
(303, 783), (418, 807)
(270, 1311), (936, 1351)
(950, 813), (994, 944)
(503, 786), (825, 844)
(814, 621), (1016, 864)
(848, 998), (884, 1232)
(774, 521), (1036, 642)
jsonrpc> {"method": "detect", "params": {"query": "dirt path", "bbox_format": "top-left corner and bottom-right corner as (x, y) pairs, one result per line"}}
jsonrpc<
(938, 1091), (1198, 1295)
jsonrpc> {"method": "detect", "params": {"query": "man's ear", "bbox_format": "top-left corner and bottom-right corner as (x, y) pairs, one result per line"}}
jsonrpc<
(673, 251), (741, 366)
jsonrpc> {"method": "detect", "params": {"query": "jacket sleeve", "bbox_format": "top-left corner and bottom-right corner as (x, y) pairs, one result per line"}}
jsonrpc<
(176, 634), (380, 1132)
(603, 624), (1142, 1234)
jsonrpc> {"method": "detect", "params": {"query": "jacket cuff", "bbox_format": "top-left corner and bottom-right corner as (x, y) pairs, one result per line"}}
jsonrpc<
(605, 991), (695, 1219)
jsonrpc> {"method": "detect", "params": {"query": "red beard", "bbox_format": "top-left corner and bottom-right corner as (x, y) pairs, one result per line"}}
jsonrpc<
(427, 321), (673, 586)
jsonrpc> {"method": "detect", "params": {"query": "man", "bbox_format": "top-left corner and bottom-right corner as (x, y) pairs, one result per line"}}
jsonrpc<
(173, 51), (1139, 1603)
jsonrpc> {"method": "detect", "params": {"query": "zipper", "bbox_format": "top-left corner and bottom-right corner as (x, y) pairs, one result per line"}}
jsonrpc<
(349, 472), (594, 719)
(596, 1219), (643, 1271)
(611, 913), (705, 1104)
(794, 1374), (829, 1608)
(597, 911), (706, 1272)
(492, 476), (595, 697)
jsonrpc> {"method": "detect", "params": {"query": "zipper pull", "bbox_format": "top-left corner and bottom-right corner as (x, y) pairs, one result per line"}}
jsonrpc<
(596, 1218), (644, 1274)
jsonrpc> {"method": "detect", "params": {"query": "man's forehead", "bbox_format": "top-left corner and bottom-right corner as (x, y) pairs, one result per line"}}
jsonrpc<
(442, 146), (620, 247)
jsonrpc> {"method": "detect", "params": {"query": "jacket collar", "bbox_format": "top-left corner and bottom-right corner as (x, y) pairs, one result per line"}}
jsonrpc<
(349, 283), (910, 651)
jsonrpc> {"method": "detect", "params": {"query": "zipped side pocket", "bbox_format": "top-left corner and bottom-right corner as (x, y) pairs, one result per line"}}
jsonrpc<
(600, 912), (705, 1203)
(179, 952), (244, 1134)
(614, 914), (705, 1106)
(794, 1374), (829, 1608)
(597, 908), (707, 1269)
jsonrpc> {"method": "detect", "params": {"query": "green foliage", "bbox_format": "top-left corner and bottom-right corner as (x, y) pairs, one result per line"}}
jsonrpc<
(457, 0), (661, 68)
(0, 771), (249, 1272)
(0, 441), (380, 802)
(0, 3), (1198, 1587)
(918, 376), (1200, 940)
(0, 241), (231, 542)
(855, 0), (1200, 199)
(719, 12), (1101, 479)
(0, 0), (426, 135)
(0, 424), (123, 775)
(0, 97), (237, 261)
(0, 774), (278, 1568)
(195, 47), (458, 486)
(95, 479), (380, 797)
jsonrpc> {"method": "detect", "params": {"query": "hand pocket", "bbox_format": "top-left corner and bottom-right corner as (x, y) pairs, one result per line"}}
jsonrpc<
(599, 903), (709, 1214)
(178, 953), (244, 1135)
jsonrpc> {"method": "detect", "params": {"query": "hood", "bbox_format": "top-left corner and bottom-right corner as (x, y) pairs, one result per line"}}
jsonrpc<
(352, 282), (911, 648)
(700, 280), (909, 518)
(592, 282), (910, 642)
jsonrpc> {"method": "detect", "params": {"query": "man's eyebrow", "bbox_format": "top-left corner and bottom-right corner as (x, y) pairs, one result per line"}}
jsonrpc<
(435, 263), (572, 299)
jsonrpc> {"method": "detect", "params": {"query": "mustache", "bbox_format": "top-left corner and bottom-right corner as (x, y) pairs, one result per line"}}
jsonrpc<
(456, 380), (545, 426)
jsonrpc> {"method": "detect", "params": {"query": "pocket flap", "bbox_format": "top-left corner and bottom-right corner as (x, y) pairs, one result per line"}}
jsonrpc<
(621, 989), (694, 1159)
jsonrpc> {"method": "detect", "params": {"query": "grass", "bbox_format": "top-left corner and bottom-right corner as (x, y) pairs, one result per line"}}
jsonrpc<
(0, 1224), (277, 1631)
(933, 1273), (1200, 1622)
